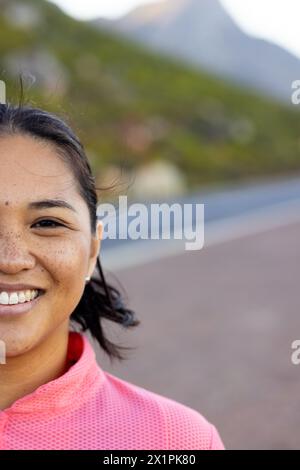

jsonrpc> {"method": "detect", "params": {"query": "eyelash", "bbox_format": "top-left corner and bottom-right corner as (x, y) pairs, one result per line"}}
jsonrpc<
(33, 219), (65, 229)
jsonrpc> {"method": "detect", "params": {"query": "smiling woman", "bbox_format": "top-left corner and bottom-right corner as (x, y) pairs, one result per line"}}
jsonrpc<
(0, 96), (224, 450)
(0, 103), (137, 364)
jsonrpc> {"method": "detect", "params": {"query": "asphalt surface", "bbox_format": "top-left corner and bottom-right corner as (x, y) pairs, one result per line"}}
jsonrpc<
(94, 217), (300, 450)
(100, 175), (300, 271)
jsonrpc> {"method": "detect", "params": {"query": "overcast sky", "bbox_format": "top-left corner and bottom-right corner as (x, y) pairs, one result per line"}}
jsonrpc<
(49, 0), (300, 59)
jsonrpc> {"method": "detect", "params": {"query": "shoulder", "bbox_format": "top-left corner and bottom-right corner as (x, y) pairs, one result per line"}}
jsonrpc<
(148, 388), (225, 450)
(103, 371), (225, 450)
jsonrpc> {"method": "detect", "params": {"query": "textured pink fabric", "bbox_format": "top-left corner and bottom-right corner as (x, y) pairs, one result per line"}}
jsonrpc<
(0, 332), (225, 450)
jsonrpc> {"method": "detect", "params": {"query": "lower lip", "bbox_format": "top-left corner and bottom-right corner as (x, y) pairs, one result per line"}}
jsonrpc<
(0, 292), (44, 317)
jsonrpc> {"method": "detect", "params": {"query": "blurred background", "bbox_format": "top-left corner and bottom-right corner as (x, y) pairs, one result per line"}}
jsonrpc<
(1, 0), (300, 449)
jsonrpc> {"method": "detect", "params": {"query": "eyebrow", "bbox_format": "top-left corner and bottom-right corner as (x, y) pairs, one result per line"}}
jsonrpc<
(27, 199), (78, 213)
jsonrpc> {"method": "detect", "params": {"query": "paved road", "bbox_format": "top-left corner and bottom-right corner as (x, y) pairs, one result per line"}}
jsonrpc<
(94, 217), (300, 450)
(100, 174), (300, 270)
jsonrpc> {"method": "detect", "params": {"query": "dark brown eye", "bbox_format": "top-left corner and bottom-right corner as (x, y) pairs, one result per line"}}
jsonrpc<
(33, 219), (64, 229)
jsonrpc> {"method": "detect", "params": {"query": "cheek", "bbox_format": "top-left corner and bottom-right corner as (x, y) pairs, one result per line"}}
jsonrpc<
(39, 236), (90, 312)
(44, 242), (88, 283)
(39, 232), (89, 278)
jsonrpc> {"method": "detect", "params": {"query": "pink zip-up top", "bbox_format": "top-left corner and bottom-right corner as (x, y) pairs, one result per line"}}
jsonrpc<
(0, 332), (225, 450)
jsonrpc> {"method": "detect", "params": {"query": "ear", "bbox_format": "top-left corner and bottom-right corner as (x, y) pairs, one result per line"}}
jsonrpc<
(87, 220), (103, 279)
(96, 220), (103, 244)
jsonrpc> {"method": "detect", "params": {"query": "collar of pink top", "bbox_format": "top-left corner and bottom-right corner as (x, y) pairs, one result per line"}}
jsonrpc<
(0, 332), (105, 416)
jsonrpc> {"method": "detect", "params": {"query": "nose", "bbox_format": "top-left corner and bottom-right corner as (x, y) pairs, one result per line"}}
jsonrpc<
(0, 231), (36, 273)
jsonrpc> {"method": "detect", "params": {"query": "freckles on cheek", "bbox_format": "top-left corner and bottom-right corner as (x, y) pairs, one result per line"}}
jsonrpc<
(46, 242), (88, 286)
(40, 241), (89, 323)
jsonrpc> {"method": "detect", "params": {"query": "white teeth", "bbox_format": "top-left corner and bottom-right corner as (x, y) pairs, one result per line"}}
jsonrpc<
(18, 292), (26, 303)
(0, 289), (39, 305)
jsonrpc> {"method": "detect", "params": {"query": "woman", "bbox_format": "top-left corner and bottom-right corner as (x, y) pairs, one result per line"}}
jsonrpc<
(0, 100), (225, 450)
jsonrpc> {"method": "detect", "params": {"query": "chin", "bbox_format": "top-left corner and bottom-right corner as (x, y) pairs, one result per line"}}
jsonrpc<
(0, 327), (41, 358)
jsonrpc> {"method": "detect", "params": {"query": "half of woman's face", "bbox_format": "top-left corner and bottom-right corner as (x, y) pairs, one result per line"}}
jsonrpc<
(0, 133), (102, 357)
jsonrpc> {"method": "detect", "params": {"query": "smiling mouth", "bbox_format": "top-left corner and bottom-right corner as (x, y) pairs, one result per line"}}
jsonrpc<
(0, 289), (46, 304)
(0, 289), (46, 316)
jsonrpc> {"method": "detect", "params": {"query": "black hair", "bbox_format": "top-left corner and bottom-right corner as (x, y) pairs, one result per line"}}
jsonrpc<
(0, 86), (140, 364)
